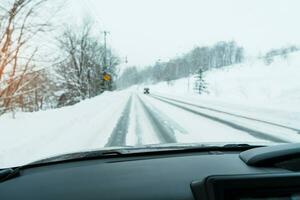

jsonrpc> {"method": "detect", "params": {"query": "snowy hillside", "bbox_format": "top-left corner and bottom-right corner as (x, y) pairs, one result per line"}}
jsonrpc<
(148, 52), (300, 112)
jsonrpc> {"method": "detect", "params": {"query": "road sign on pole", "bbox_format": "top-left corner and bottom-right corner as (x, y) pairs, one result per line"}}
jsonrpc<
(102, 72), (111, 81)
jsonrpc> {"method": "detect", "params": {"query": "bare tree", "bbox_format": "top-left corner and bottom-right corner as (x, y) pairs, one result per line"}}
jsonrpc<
(14, 69), (57, 111)
(55, 22), (120, 107)
(0, 0), (51, 115)
(117, 41), (245, 89)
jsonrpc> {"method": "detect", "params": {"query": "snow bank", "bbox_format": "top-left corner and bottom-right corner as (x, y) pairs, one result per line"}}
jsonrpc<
(0, 91), (131, 168)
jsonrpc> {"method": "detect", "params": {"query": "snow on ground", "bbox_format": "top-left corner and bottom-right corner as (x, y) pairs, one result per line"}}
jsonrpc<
(0, 91), (131, 168)
(145, 52), (300, 128)
(126, 94), (162, 146)
(142, 95), (271, 144)
(1, 52), (300, 169)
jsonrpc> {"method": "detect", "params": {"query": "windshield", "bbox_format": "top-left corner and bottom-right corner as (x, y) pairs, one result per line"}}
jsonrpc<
(0, 0), (300, 169)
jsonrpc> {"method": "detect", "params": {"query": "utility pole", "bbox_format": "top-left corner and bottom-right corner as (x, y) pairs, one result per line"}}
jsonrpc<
(101, 31), (110, 91)
(103, 31), (110, 71)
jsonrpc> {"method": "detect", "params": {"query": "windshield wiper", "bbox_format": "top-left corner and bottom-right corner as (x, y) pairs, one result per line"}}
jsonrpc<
(0, 168), (20, 183)
(28, 149), (126, 165)
(26, 143), (266, 166)
(223, 143), (257, 148)
(0, 149), (125, 183)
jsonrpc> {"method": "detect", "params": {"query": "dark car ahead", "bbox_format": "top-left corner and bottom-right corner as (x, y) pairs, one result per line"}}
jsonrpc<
(144, 88), (150, 94)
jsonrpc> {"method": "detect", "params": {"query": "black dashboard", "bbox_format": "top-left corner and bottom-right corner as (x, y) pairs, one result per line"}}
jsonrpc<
(1, 144), (300, 200)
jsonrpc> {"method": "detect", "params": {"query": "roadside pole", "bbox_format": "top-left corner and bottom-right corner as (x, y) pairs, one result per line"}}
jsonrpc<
(102, 30), (110, 91)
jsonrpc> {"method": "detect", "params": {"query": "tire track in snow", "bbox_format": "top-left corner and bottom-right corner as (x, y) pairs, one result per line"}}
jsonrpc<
(152, 94), (300, 133)
(149, 95), (288, 143)
(134, 97), (143, 145)
(137, 95), (177, 143)
(105, 95), (133, 147)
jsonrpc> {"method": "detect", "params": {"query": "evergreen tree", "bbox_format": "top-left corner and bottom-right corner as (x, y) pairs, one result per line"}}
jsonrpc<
(194, 68), (207, 94)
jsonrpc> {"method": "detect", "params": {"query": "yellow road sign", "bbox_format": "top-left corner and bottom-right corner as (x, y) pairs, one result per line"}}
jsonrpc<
(103, 73), (111, 81)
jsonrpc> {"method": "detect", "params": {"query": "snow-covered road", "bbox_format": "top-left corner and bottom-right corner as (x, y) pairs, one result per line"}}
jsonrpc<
(109, 91), (300, 147)
(1, 89), (300, 168)
(102, 90), (300, 148)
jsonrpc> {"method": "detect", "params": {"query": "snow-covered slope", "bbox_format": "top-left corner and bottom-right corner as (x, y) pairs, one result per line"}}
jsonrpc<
(148, 52), (300, 112)
(0, 91), (131, 168)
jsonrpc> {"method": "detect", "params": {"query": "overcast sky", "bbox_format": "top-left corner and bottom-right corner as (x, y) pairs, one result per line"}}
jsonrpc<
(61, 0), (300, 67)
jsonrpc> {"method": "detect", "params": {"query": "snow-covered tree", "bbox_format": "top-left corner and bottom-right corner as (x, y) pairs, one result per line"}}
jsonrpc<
(194, 68), (207, 94)
(55, 22), (120, 107)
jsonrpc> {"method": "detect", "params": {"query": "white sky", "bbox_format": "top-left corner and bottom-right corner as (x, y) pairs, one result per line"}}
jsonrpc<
(60, 0), (300, 67)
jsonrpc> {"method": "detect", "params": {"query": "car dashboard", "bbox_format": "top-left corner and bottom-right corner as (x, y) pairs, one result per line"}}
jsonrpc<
(1, 144), (300, 200)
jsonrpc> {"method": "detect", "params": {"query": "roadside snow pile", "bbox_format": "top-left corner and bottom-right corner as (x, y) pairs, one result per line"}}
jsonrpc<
(149, 52), (300, 112)
(0, 91), (130, 168)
